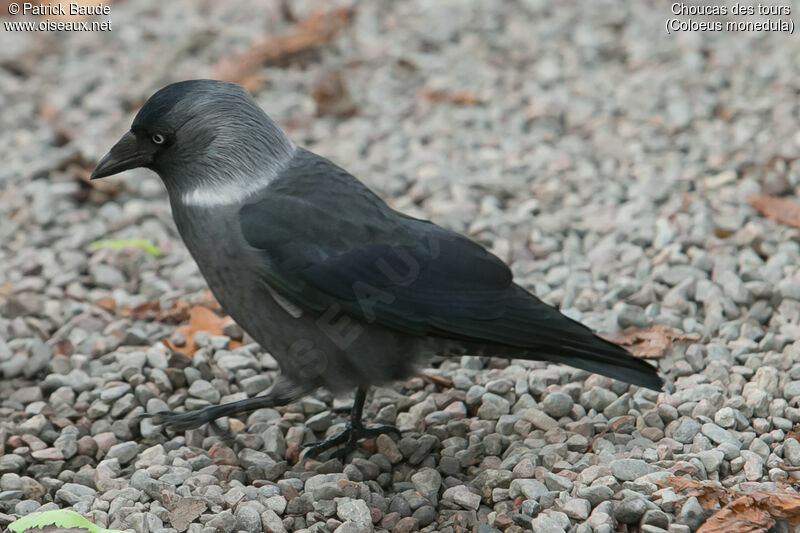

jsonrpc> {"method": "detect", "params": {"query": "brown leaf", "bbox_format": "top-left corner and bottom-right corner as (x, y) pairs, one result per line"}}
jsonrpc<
(787, 427), (800, 442)
(168, 497), (207, 532)
(94, 297), (117, 314)
(655, 477), (731, 509)
(424, 374), (454, 388)
(155, 299), (193, 323)
(697, 491), (800, 533)
(0, 281), (12, 302)
(162, 306), (242, 358)
(601, 325), (700, 359)
(213, 7), (354, 88)
(749, 195), (800, 229)
(588, 415), (636, 453)
(119, 300), (161, 320)
(311, 71), (357, 117)
(419, 89), (481, 105)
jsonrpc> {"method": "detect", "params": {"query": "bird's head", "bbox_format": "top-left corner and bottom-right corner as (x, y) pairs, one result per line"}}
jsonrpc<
(91, 79), (294, 198)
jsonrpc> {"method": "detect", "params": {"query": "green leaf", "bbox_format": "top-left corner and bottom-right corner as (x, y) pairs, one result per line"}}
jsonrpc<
(91, 238), (162, 257)
(8, 509), (129, 533)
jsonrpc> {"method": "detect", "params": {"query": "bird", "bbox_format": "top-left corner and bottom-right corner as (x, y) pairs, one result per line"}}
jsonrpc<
(92, 79), (663, 459)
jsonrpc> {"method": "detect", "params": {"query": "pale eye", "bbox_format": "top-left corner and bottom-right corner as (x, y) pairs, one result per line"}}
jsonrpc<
(151, 133), (165, 145)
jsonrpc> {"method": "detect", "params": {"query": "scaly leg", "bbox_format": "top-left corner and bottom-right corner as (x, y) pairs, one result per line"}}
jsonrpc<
(144, 376), (311, 431)
(302, 386), (400, 460)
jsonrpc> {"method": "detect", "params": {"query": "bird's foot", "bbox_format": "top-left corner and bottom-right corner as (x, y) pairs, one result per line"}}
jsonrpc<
(302, 422), (400, 460)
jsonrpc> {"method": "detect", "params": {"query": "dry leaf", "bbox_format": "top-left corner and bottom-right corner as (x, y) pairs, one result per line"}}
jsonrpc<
(167, 497), (206, 532)
(601, 325), (700, 359)
(155, 299), (193, 323)
(94, 297), (117, 314)
(119, 300), (161, 320)
(588, 415), (636, 452)
(787, 427), (800, 442)
(698, 491), (800, 533)
(423, 374), (454, 388)
(311, 71), (357, 117)
(655, 477), (732, 509)
(419, 89), (481, 105)
(749, 195), (800, 229)
(162, 306), (242, 357)
(0, 281), (12, 302)
(213, 7), (354, 88)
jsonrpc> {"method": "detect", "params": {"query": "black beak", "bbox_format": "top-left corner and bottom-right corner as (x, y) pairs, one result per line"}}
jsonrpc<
(91, 131), (152, 179)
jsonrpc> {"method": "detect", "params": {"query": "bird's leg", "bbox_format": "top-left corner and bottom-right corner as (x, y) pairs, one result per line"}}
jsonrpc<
(302, 386), (400, 460)
(143, 377), (311, 432)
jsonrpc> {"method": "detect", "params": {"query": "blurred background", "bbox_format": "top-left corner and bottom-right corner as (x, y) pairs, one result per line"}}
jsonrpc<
(1, 1), (800, 532)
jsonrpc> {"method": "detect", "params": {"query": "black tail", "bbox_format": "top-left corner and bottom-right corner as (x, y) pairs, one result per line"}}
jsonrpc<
(432, 285), (664, 391)
(531, 338), (663, 391)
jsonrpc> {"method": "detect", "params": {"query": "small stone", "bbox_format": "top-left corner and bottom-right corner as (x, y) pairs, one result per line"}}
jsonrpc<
(521, 408), (558, 430)
(509, 479), (548, 500)
(477, 393), (510, 420)
(609, 459), (659, 481)
(581, 387), (617, 411)
(614, 497), (648, 524)
(335, 498), (371, 528)
(784, 438), (800, 466)
(531, 514), (566, 533)
(561, 498), (591, 520)
(671, 418), (702, 443)
(188, 380), (220, 403)
(77, 436), (98, 457)
(542, 472), (573, 492)
(31, 448), (63, 461)
(412, 505), (436, 527)
(701, 423), (742, 448)
(442, 485), (481, 510)
(411, 468), (441, 506)
(543, 392), (573, 418)
(105, 441), (138, 465)
(678, 496), (705, 530)
(376, 434), (403, 463)
(55, 483), (96, 505)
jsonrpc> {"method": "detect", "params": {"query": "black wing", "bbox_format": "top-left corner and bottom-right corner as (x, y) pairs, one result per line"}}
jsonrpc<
(240, 150), (662, 390)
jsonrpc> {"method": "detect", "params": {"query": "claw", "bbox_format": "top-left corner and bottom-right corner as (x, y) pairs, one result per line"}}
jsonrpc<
(302, 422), (400, 460)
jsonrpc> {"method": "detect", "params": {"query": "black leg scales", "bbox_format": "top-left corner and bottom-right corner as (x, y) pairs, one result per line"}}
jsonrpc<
(302, 386), (400, 460)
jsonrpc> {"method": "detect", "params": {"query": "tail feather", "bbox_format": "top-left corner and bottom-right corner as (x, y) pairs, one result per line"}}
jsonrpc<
(528, 341), (663, 391)
(431, 284), (664, 391)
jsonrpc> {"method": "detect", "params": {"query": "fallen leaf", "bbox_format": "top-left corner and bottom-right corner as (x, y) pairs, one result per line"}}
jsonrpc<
(119, 300), (161, 320)
(423, 374), (454, 388)
(213, 7), (354, 88)
(94, 298), (117, 314)
(0, 281), (12, 302)
(601, 325), (700, 358)
(8, 509), (127, 533)
(697, 491), (800, 533)
(311, 71), (357, 117)
(419, 89), (481, 105)
(588, 415), (636, 453)
(91, 238), (162, 257)
(655, 477), (732, 509)
(155, 299), (193, 323)
(162, 306), (241, 357)
(749, 195), (800, 229)
(168, 497), (206, 532)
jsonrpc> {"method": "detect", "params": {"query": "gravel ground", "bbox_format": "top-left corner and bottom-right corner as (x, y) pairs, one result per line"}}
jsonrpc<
(2, 1), (800, 532)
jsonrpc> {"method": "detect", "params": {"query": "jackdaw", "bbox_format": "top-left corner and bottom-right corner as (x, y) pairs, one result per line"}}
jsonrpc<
(92, 79), (662, 458)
